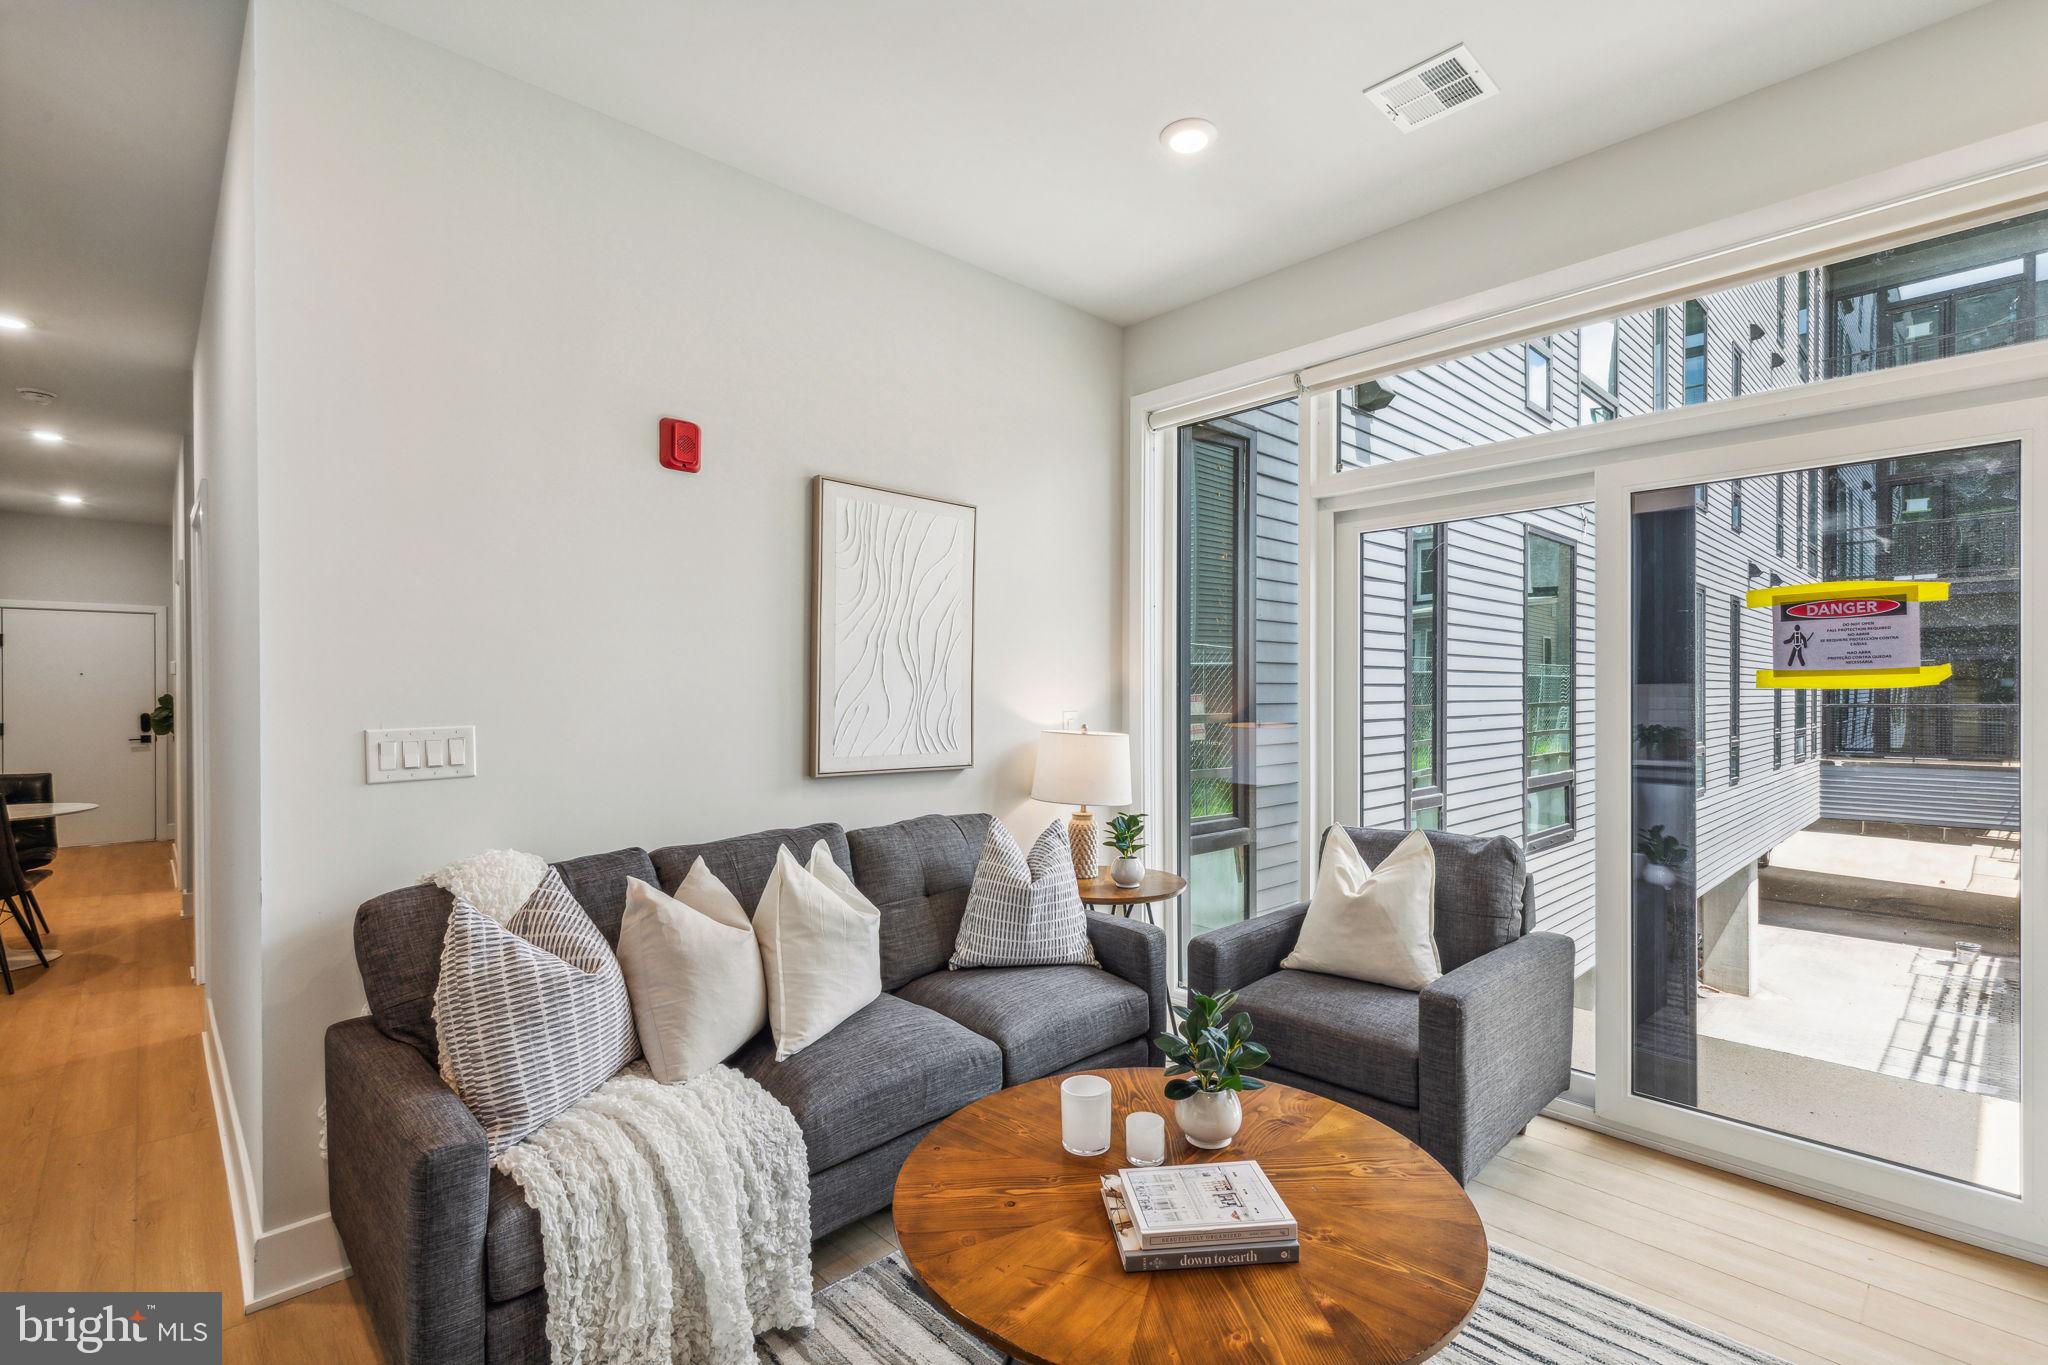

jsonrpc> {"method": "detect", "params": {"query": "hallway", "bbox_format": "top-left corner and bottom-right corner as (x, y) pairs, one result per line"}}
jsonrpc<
(0, 841), (380, 1361)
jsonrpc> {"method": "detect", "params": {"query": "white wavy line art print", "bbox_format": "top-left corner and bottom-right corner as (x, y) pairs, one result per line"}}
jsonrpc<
(827, 491), (970, 763)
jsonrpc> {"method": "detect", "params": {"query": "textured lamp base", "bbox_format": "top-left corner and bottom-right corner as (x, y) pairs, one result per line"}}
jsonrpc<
(1067, 808), (1100, 883)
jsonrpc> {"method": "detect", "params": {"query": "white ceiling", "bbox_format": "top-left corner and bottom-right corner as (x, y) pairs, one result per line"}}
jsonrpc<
(0, 0), (244, 525)
(335, 0), (1987, 325)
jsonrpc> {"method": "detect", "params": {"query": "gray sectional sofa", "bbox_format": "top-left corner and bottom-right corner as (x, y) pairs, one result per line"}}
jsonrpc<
(326, 812), (1168, 1365)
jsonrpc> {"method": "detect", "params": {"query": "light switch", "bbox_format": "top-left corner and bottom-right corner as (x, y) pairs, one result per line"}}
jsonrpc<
(365, 726), (477, 784)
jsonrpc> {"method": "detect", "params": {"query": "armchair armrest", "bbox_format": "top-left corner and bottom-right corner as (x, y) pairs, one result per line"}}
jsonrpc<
(1187, 902), (1308, 997)
(326, 1017), (490, 1365)
(1418, 931), (1574, 1183)
(1087, 913), (1169, 1060)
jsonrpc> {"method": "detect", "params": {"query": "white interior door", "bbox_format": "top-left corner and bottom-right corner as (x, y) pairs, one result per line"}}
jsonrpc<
(0, 607), (158, 846)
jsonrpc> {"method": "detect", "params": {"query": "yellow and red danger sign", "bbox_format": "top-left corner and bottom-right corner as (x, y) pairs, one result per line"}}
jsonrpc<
(1743, 580), (1952, 690)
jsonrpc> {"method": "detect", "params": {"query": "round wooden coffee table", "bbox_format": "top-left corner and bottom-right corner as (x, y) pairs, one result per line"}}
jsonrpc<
(893, 1068), (1487, 1364)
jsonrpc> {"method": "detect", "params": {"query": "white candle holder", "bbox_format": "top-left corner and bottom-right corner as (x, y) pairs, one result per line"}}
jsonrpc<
(1060, 1074), (1111, 1156)
(1124, 1111), (1166, 1166)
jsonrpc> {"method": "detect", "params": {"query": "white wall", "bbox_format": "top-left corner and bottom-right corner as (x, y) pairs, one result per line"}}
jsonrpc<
(191, 0), (266, 1213)
(1124, 0), (2048, 395)
(211, 0), (1123, 1251)
(0, 511), (171, 607)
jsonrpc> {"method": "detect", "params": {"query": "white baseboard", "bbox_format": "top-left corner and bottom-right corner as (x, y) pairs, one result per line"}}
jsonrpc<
(202, 997), (353, 1311)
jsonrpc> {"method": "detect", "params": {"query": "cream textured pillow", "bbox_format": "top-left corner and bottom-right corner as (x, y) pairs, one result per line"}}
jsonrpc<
(616, 862), (767, 1083)
(1281, 826), (1442, 991)
(754, 841), (883, 1060)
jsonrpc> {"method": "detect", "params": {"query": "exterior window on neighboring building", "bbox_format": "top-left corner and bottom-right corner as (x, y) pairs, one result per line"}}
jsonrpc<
(1728, 596), (1743, 786)
(1524, 532), (1576, 845)
(1777, 278), (1788, 345)
(1794, 686), (1808, 761)
(1578, 319), (1618, 424)
(1808, 467), (1822, 574)
(1524, 340), (1553, 415)
(1797, 272), (1812, 380)
(1731, 345), (1746, 397)
(1775, 475), (1786, 555)
(1773, 688), (1784, 769)
(1684, 301), (1708, 403)
(1731, 482), (1743, 534)
(1406, 524), (1447, 831)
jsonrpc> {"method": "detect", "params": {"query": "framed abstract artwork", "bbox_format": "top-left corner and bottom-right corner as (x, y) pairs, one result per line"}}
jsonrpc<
(810, 477), (976, 776)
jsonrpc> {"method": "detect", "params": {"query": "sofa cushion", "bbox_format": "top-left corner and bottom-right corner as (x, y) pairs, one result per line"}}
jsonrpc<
(354, 847), (657, 1063)
(485, 1169), (544, 1303)
(895, 965), (1149, 1085)
(730, 993), (1000, 1173)
(650, 822), (850, 914)
(846, 814), (990, 989)
(1232, 968), (1420, 1108)
(1345, 826), (1526, 973)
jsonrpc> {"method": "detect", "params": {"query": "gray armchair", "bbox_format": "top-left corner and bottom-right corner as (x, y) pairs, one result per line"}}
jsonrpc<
(1187, 826), (1572, 1184)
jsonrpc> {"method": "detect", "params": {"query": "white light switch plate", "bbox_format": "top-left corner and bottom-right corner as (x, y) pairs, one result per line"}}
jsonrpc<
(364, 726), (477, 784)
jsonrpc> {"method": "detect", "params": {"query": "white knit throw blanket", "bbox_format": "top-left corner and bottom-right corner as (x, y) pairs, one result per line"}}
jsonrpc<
(494, 1063), (814, 1364)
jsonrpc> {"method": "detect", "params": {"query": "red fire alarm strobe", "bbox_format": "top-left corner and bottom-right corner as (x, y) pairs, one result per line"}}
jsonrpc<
(659, 417), (701, 472)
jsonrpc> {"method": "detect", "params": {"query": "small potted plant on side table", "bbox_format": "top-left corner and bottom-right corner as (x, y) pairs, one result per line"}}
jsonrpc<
(1160, 990), (1270, 1150)
(1104, 812), (1147, 888)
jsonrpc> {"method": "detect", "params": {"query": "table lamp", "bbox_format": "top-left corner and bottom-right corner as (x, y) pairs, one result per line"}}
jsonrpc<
(1031, 726), (1132, 883)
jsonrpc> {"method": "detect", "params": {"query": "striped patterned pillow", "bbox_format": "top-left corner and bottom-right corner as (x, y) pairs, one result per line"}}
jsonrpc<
(433, 867), (640, 1156)
(949, 821), (1098, 969)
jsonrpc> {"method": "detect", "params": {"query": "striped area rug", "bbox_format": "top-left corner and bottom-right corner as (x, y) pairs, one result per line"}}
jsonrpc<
(756, 1247), (1787, 1364)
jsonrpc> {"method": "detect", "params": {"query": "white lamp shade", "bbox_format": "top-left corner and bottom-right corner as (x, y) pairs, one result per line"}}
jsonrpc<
(1031, 729), (1132, 807)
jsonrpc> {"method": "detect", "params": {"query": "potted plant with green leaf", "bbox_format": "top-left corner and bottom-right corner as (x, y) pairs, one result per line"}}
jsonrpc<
(1159, 989), (1270, 1150)
(1103, 812), (1147, 888)
(1637, 824), (1688, 888)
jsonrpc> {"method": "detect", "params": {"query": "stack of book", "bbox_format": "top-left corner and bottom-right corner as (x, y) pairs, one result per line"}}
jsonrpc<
(1098, 1160), (1300, 1272)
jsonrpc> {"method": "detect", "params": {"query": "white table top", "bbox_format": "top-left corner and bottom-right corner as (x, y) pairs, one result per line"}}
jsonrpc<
(7, 801), (97, 822)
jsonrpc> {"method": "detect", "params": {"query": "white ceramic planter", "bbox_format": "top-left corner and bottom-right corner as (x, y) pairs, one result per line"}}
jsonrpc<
(1174, 1089), (1243, 1150)
(1110, 855), (1145, 888)
(1643, 861), (1678, 888)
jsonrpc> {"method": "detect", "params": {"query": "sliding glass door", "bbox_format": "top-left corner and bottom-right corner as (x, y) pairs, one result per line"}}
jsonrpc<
(1628, 443), (2023, 1192)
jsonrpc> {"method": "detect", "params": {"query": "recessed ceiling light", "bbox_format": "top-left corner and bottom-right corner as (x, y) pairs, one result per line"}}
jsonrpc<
(0, 315), (28, 332)
(1160, 118), (1216, 156)
(55, 492), (83, 507)
(30, 428), (64, 444)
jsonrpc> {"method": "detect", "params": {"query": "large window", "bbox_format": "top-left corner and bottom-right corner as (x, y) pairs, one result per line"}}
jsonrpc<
(1525, 531), (1576, 845)
(1335, 209), (2048, 474)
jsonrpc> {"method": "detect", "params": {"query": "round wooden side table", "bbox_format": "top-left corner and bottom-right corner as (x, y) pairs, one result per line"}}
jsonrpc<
(893, 1068), (1488, 1364)
(1075, 869), (1186, 925)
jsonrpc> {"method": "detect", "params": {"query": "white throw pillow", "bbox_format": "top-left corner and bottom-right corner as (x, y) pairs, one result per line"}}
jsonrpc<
(433, 867), (640, 1156)
(1281, 826), (1442, 991)
(754, 841), (883, 1060)
(949, 820), (1097, 969)
(616, 862), (767, 1083)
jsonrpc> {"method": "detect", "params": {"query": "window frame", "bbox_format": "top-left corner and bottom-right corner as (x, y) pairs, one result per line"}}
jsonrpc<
(1522, 528), (1578, 850)
(1404, 522), (1449, 830)
(1683, 300), (1709, 404)
(1694, 585), (1708, 791)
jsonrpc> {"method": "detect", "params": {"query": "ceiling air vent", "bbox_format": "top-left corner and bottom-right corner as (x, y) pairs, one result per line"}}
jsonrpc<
(1364, 45), (1497, 133)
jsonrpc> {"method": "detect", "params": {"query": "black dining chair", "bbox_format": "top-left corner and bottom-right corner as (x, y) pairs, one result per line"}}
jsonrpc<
(0, 774), (54, 936)
(0, 773), (55, 868)
(0, 799), (51, 995)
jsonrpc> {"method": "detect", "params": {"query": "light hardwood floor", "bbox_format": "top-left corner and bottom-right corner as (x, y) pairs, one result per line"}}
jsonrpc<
(14, 842), (2044, 1364)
